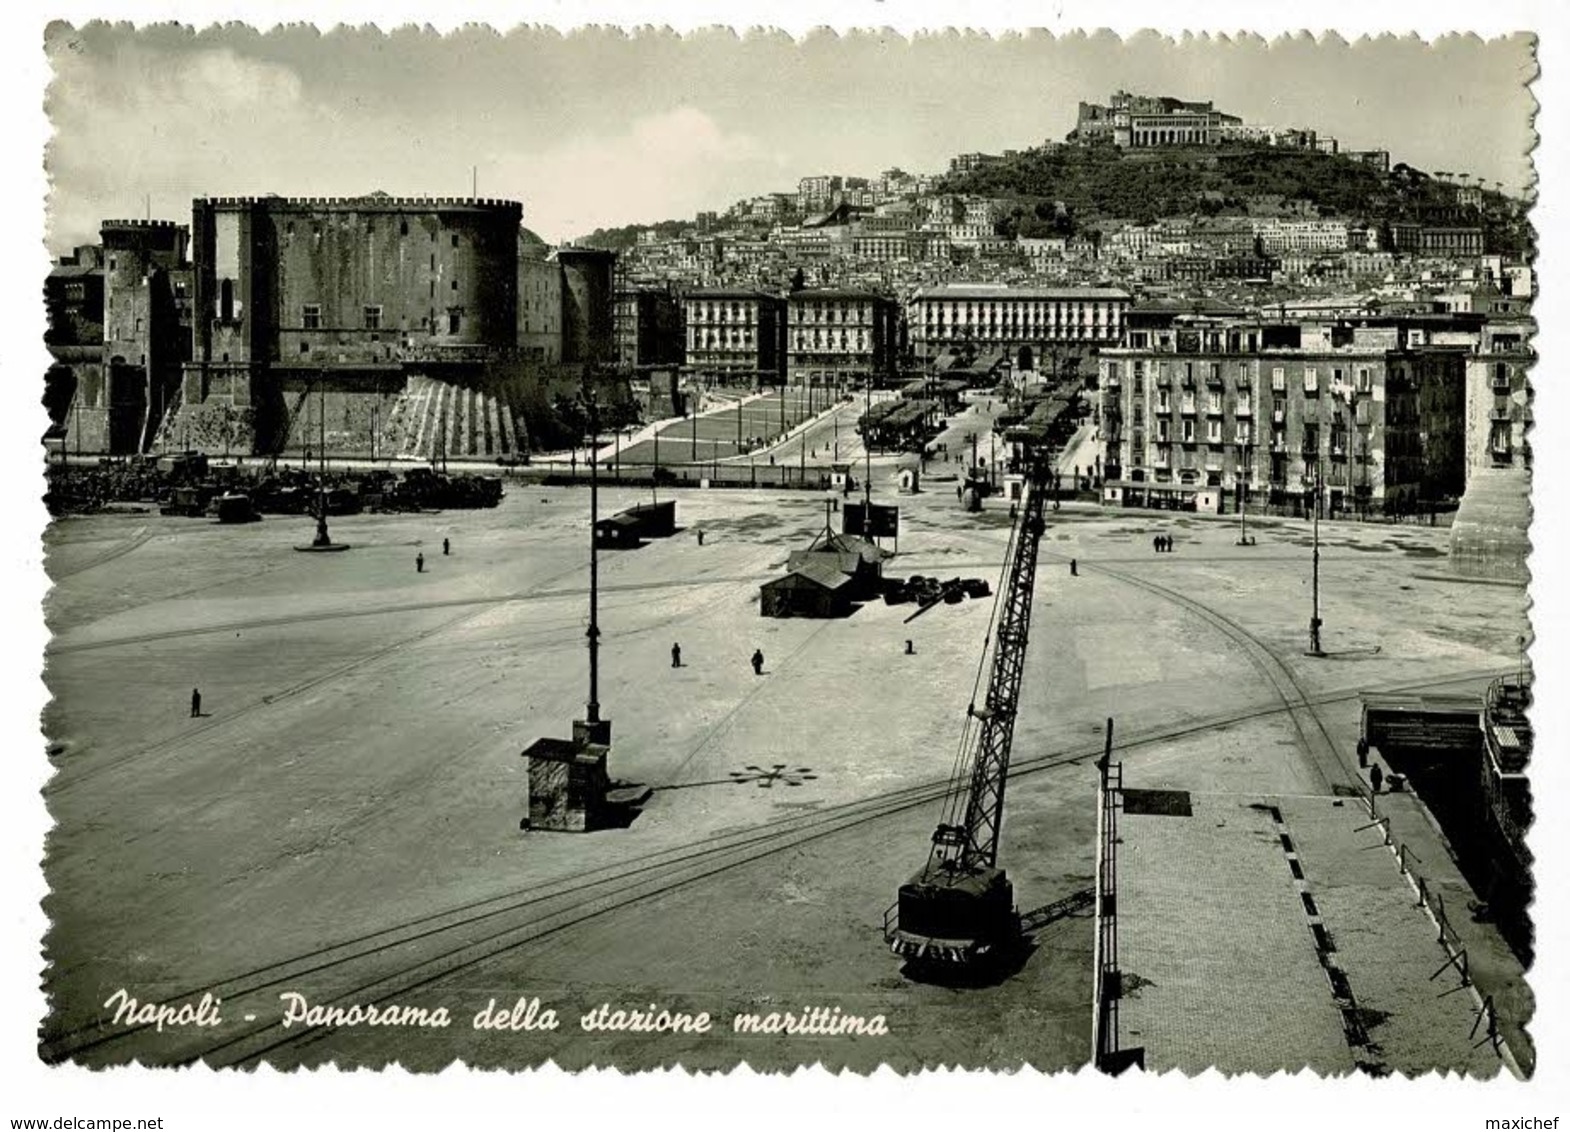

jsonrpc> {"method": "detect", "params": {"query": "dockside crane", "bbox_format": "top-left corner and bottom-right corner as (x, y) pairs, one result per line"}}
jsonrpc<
(885, 446), (1052, 971)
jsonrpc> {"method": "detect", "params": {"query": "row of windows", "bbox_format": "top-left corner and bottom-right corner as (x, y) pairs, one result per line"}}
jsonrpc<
(298, 304), (460, 334)
(920, 302), (1123, 321)
(1110, 360), (1375, 394)
(284, 220), (464, 246)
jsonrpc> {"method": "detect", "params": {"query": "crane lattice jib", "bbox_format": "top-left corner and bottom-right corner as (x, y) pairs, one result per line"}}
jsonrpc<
(959, 458), (1051, 870)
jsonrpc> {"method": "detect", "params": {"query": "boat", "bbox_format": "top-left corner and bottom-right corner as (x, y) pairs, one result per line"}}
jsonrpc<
(1480, 675), (1533, 874)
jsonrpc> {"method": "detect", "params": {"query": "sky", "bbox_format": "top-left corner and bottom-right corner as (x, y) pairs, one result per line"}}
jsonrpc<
(43, 24), (1538, 252)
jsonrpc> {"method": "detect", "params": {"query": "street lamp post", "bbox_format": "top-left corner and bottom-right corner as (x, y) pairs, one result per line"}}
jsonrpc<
(1236, 438), (1253, 546)
(1307, 464), (1325, 657)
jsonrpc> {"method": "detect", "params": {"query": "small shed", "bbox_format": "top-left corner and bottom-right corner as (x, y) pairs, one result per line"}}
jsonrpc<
(787, 529), (888, 597)
(899, 467), (921, 494)
(594, 511), (644, 549)
(521, 736), (609, 832)
(761, 558), (854, 618)
(621, 499), (677, 537)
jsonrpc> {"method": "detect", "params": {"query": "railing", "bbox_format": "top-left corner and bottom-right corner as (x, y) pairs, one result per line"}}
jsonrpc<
(1356, 785), (1506, 1061)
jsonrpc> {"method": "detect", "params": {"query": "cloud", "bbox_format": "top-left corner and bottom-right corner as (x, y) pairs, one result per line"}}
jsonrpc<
(46, 42), (309, 246)
(502, 106), (782, 241)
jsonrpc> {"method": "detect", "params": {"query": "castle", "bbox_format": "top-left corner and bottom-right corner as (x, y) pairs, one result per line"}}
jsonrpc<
(45, 194), (620, 460)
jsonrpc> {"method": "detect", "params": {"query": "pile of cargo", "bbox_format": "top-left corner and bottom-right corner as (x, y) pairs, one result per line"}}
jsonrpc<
(881, 574), (991, 608)
(46, 458), (504, 519)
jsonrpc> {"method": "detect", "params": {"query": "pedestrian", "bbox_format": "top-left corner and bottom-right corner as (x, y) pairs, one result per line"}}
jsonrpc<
(697, 529), (705, 547)
(1152, 535), (1160, 554)
(1370, 763), (1384, 794)
(672, 642), (682, 668)
(1070, 558), (1078, 576)
(1356, 736), (1370, 768)
(442, 537), (450, 556)
(416, 551), (425, 573)
(189, 688), (202, 718)
(751, 649), (764, 676)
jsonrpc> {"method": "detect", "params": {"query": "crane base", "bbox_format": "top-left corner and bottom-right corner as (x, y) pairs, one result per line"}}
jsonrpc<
(887, 866), (1018, 968)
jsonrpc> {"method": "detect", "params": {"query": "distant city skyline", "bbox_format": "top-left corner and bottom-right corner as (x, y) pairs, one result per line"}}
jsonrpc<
(45, 25), (1536, 251)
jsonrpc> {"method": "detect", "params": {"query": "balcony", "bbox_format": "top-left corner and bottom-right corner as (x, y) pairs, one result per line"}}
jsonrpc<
(1235, 401), (1253, 417)
(1154, 402), (1172, 415)
(1180, 401), (1198, 416)
(1272, 409), (1286, 424)
(1301, 441), (1320, 458)
(1491, 375), (1512, 393)
(1205, 403), (1225, 417)
(1155, 371), (1171, 388)
(1490, 407), (1513, 422)
(1205, 371), (1224, 388)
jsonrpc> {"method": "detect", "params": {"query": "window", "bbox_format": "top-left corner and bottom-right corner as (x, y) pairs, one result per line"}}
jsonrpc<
(1271, 366), (1286, 392)
(1304, 367), (1319, 394)
(400, 220), (409, 237)
(1356, 367), (1372, 393)
(1208, 420), (1222, 443)
(300, 341), (310, 354)
(452, 280), (459, 291)
(452, 234), (460, 248)
(448, 311), (462, 335)
(363, 306), (382, 330)
(302, 304), (322, 330)
(1182, 420), (1195, 443)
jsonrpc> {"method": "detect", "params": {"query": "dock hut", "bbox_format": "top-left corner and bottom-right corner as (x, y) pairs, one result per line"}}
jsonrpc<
(760, 558), (854, 619)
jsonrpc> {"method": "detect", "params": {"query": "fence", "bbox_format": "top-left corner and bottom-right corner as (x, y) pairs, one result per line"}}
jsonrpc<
(1355, 785), (1504, 1058)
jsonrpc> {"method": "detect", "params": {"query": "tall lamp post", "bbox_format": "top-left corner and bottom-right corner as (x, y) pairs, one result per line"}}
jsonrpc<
(1236, 437), (1254, 546)
(1306, 463), (1325, 657)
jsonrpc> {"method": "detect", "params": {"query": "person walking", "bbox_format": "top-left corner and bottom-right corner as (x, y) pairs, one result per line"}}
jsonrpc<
(416, 551), (425, 573)
(1070, 558), (1078, 577)
(1370, 763), (1384, 795)
(751, 649), (764, 676)
(1357, 736), (1370, 768)
(189, 688), (202, 718)
(671, 642), (682, 669)
(443, 537), (450, 556)
(696, 529), (705, 547)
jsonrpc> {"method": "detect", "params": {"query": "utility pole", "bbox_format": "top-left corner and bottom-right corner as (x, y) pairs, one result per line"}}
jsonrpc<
(864, 368), (873, 507)
(1236, 438), (1251, 546)
(585, 376), (602, 728)
(1308, 464), (1324, 657)
(691, 402), (698, 462)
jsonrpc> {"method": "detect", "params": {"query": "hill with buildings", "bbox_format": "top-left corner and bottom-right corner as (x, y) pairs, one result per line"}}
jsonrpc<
(939, 142), (1532, 255)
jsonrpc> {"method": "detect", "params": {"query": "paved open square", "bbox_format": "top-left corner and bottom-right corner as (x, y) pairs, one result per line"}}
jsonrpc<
(40, 467), (1528, 1072)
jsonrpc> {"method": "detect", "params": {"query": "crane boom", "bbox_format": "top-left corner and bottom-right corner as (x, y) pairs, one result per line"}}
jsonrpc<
(886, 448), (1053, 970)
(954, 469), (1048, 868)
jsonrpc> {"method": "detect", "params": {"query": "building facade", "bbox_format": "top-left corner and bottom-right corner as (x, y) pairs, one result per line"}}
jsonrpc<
(906, 285), (1131, 368)
(1099, 313), (1475, 516)
(681, 288), (787, 383)
(785, 289), (898, 385)
(613, 286), (685, 370)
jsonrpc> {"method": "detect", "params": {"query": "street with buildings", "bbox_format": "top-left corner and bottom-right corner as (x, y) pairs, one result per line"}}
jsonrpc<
(40, 78), (1537, 1079)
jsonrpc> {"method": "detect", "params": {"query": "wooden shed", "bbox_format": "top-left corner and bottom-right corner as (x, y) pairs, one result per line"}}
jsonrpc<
(760, 558), (855, 619)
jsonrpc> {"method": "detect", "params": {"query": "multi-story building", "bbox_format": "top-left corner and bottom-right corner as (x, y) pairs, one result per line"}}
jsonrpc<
(785, 288), (898, 386)
(1463, 318), (1534, 475)
(1390, 223), (1486, 257)
(682, 288), (786, 384)
(1072, 91), (1243, 148)
(1252, 219), (1351, 254)
(1099, 312), (1478, 516)
(906, 284), (1131, 369)
(613, 286), (684, 371)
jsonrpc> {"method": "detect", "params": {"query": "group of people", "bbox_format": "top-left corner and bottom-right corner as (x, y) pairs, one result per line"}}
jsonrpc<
(415, 537), (452, 573)
(672, 643), (766, 676)
(1152, 534), (1177, 554)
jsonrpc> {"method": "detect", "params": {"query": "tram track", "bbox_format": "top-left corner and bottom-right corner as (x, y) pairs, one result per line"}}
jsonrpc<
(1071, 555), (1358, 792)
(40, 661), (1507, 1068)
